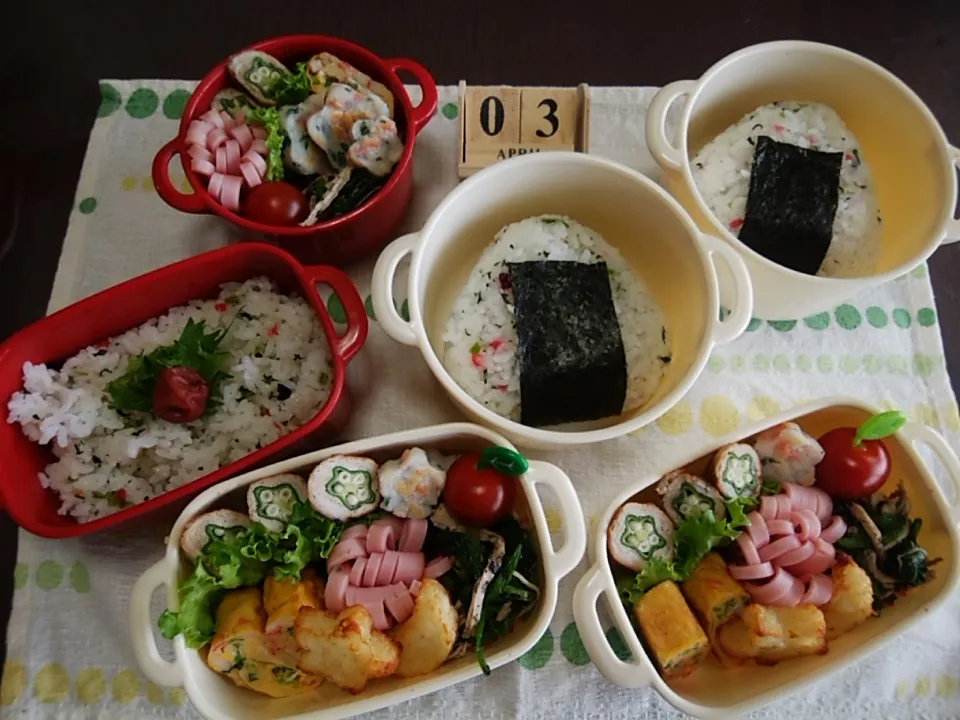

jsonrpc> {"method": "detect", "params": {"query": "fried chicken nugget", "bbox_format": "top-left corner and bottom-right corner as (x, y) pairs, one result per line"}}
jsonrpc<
(294, 605), (400, 694)
(822, 558), (874, 640)
(390, 578), (459, 678)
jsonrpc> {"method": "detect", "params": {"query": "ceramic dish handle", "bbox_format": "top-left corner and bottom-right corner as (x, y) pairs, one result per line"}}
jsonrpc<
(944, 145), (960, 244)
(129, 559), (183, 687)
(524, 461), (587, 579)
(371, 233), (420, 346)
(304, 265), (369, 362)
(572, 565), (653, 688)
(900, 421), (960, 523)
(386, 58), (439, 134)
(646, 80), (697, 172)
(700, 232), (754, 345)
(152, 138), (207, 214)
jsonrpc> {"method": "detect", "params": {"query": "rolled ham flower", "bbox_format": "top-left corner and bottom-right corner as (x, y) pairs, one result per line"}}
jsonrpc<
(184, 107), (270, 209)
(727, 483), (847, 607)
(324, 516), (450, 630)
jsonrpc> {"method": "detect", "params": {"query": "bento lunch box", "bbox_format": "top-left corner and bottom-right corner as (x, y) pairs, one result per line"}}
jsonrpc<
(129, 422), (587, 720)
(0, 243), (367, 538)
(573, 398), (960, 718)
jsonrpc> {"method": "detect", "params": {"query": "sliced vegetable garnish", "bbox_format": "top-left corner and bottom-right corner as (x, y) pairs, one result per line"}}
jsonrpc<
(853, 410), (907, 446)
(476, 446), (529, 476)
(245, 107), (286, 181)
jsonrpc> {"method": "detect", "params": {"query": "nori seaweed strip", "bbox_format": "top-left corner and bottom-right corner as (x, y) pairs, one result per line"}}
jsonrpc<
(739, 136), (843, 275)
(508, 261), (626, 427)
(312, 169), (386, 222)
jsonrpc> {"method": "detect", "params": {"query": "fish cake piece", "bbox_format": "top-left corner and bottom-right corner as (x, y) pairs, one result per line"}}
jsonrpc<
(634, 580), (710, 679)
(391, 578), (458, 677)
(308, 455), (380, 521)
(822, 557), (874, 640)
(306, 52), (395, 116)
(247, 474), (309, 532)
(295, 605), (400, 694)
(657, 471), (726, 524)
(379, 447), (446, 520)
(753, 422), (824, 487)
(180, 509), (251, 562)
(608, 502), (674, 572)
(681, 553), (749, 629)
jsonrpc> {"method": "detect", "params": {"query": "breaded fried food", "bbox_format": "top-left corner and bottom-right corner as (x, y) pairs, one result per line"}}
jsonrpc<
(391, 578), (459, 678)
(295, 605), (400, 694)
(634, 580), (710, 678)
(719, 604), (826, 663)
(822, 558), (874, 640)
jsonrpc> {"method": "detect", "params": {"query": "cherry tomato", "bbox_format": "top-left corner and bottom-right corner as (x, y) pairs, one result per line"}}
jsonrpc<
(242, 182), (309, 226)
(815, 411), (905, 499)
(153, 366), (209, 423)
(444, 452), (518, 527)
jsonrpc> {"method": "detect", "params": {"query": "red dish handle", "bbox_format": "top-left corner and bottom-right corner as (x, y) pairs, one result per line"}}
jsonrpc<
(305, 265), (369, 362)
(152, 138), (208, 214)
(385, 57), (438, 134)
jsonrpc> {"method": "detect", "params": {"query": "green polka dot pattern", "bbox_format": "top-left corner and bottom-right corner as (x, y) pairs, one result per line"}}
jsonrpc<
(517, 629), (554, 669)
(804, 312), (830, 330)
(893, 308), (911, 329)
(917, 308), (937, 327)
(125, 88), (159, 119)
(835, 304), (862, 330)
(560, 623), (590, 665)
(866, 306), (888, 328)
(162, 89), (191, 120)
(441, 102), (458, 119)
(745, 318), (762, 332)
(97, 83), (122, 118)
(326, 294), (346, 324)
(78, 197), (97, 214)
(767, 320), (796, 332)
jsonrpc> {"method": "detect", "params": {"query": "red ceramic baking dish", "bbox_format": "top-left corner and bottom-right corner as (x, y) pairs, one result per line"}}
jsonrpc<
(152, 35), (438, 267)
(0, 243), (367, 539)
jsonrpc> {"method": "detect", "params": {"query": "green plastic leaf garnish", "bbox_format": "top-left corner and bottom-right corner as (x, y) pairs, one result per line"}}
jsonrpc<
(477, 446), (529, 476)
(246, 107), (286, 181)
(854, 411), (907, 447)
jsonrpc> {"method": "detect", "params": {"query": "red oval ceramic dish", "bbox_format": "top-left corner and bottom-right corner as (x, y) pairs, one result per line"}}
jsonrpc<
(0, 243), (368, 538)
(153, 35), (438, 266)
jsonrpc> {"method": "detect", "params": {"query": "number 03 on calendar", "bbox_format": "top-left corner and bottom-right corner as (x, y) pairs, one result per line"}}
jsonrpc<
(456, 81), (590, 178)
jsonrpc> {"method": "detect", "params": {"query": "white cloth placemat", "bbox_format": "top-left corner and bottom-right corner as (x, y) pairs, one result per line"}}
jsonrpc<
(2, 81), (959, 719)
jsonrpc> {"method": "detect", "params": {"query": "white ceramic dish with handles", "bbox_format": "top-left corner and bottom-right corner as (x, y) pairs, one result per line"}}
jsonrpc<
(646, 40), (960, 320)
(573, 397), (960, 718)
(129, 422), (586, 720)
(371, 152), (754, 450)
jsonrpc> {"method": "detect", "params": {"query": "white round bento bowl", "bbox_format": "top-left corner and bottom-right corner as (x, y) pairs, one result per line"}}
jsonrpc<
(129, 423), (586, 720)
(371, 152), (754, 450)
(646, 40), (960, 320)
(573, 397), (960, 718)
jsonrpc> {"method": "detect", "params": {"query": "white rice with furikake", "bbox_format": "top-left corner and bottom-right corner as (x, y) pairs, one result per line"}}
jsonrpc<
(691, 101), (881, 278)
(6, 278), (333, 522)
(442, 215), (670, 426)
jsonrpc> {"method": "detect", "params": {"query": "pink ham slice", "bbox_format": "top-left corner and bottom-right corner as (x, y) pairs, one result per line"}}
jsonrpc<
(241, 150), (267, 177)
(409, 579), (422, 596)
(367, 601), (392, 631)
(240, 162), (262, 189)
(219, 111), (236, 130)
(743, 568), (798, 605)
(811, 488), (833, 523)
(215, 147), (227, 175)
(737, 534), (761, 565)
(187, 144), (213, 163)
(790, 509), (822, 543)
(729, 561), (775, 581)
(367, 524), (397, 554)
(758, 534), (802, 564)
(250, 138), (268, 156)
(362, 553), (384, 587)
(324, 569), (350, 613)
(224, 140), (241, 175)
(207, 173), (225, 202)
(776, 574), (807, 607)
(252, 126), (268, 140)
(201, 109), (224, 128)
(773, 540), (816, 569)
(349, 557), (367, 586)
(425, 556), (453, 579)
(327, 536), (368, 573)
(801, 573), (833, 605)
(760, 496), (778, 521)
(191, 158), (215, 177)
(765, 519), (794, 537)
(207, 128), (229, 152)
(186, 120), (214, 147)
(746, 512), (770, 548)
(372, 516), (405, 537)
(820, 516), (847, 545)
(394, 552), (426, 585)
(774, 494), (793, 519)
(399, 519), (428, 553)
(788, 538), (836, 578)
(340, 524), (368, 544)
(385, 587), (416, 624)
(377, 550), (400, 585)
(229, 124), (254, 152)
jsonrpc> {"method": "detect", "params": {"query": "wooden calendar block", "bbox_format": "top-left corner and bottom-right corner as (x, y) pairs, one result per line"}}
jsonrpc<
(458, 82), (590, 178)
(520, 88), (578, 146)
(464, 86), (522, 167)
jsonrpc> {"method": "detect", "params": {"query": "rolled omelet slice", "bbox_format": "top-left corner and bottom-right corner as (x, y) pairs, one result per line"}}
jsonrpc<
(681, 553), (750, 629)
(207, 587), (321, 698)
(634, 580), (710, 679)
(263, 569), (325, 665)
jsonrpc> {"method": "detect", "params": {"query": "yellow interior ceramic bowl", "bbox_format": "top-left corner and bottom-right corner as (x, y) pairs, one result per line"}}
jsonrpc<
(371, 152), (754, 449)
(646, 41), (960, 320)
(573, 398), (960, 717)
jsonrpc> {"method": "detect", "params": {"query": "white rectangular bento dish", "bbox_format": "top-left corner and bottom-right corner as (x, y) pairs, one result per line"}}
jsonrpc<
(130, 423), (587, 720)
(573, 397), (960, 718)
